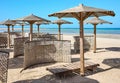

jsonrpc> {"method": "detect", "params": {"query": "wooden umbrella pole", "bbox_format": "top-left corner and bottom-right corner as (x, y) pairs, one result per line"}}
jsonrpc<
(7, 25), (10, 48)
(58, 24), (61, 40)
(93, 24), (97, 53)
(22, 25), (24, 37)
(30, 23), (33, 41)
(80, 13), (85, 76)
(12, 25), (14, 32)
(37, 24), (40, 36)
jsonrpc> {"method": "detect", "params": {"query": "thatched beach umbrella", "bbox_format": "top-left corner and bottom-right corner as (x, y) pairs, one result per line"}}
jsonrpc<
(48, 4), (115, 75)
(12, 25), (14, 32)
(35, 21), (50, 35)
(14, 14), (50, 41)
(85, 17), (112, 53)
(16, 22), (29, 37)
(0, 19), (15, 48)
(52, 19), (73, 40)
(11, 20), (17, 32)
(11, 24), (15, 32)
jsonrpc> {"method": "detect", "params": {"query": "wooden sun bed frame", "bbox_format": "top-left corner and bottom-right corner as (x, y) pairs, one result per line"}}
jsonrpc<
(46, 61), (99, 76)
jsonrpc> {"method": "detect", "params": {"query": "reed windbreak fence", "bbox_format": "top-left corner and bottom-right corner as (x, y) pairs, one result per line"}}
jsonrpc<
(0, 51), (9, 83)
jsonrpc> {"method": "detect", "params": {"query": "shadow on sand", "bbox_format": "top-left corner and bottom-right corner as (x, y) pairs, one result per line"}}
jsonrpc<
(102, 58), (120, 69)
(91, 58), (120, 74)
(96, 47), (120, 53)
(13, 74), (99, 83)
(71, 58), (89, 62)
(8, 56), (24, 69)
(8, 56), (56, 69)
(71, 49), (89, 55)
(105, 47), (120, 52)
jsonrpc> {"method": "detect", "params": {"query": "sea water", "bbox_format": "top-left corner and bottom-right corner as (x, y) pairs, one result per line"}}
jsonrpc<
(0, 27), (120, 35)
(33, 27), (120, 35)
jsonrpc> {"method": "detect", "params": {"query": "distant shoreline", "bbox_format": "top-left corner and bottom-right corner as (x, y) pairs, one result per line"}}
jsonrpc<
(63, 34), (120, 40)
(96, 34), (120, 39)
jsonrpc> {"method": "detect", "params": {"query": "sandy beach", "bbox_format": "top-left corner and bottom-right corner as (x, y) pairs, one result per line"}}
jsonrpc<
(7, 34), (120, 83)
(0, 0), (119, 83)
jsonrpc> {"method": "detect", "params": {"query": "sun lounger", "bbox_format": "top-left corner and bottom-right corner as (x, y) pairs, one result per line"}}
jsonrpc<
(46, 61), (99, 76)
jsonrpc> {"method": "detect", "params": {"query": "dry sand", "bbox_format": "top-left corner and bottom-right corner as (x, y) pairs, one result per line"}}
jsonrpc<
(7, 34), (120, 83)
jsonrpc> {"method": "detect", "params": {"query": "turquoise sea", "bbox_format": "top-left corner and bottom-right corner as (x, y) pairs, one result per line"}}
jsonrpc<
(0, 27), (120, 35)
(37, 28), (120, 35)
(32, 27), (120, 35)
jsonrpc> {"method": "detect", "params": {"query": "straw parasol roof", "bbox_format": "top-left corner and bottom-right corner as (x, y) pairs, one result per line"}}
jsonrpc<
(52, 19), (73, 40)
(85, 17), (112, 24)
(16, 14), (50, 22)
(14, 14), (50, 41)
(48, 4), (115, 75)
(49, 4), (115, 18)
(0, 19), (15, 26)
(0, 19), (15, 48)
(35, 21), (50, 25)
(52, 19), (73, 24)
(16, 21), (29, 26)
(85, 17), (112, 53)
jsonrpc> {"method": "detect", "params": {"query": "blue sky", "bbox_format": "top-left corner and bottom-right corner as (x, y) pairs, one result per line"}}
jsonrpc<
(0, 0), (119, 28)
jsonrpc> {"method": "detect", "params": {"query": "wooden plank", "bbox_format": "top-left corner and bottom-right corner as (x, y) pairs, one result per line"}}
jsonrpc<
(47, 61), (99, 75)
